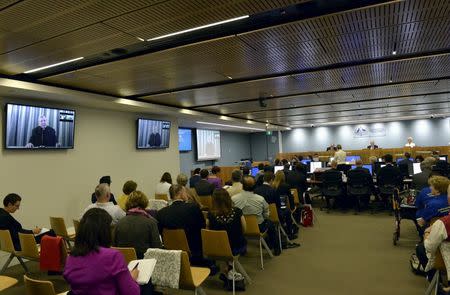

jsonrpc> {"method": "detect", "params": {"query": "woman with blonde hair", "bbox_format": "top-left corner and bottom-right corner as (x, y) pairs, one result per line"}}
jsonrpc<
(416, 176), (450, 227)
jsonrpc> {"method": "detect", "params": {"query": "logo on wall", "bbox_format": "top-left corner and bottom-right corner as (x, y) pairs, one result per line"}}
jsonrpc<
(353, 125), (386, 138)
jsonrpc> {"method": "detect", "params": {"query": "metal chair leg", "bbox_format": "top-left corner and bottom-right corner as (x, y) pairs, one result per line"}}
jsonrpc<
(260, 238), (273, 258)
(280, 226), (292, 243)
(0, 253), (14, 273)
(17, 257), (29, 273)
(259, 237), (264, 270)
(234, 259), (252, 284)
(231, 260), (235, 295)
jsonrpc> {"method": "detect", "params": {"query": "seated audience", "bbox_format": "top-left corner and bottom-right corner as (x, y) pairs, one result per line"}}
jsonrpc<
(405, 136), (416, 148)
(232, 176), (281, 255)
(64, 208), (151, 295)
(255, 163), (265, 187)
(207, 166), (223, 189)
(413, 157), (436, 191)
(367, 140), (379, 149)
(195, 169), (215, 196)
(117, 180), (137, 211)
(398, 152), (413, 179)
(156, 184), (206, 264)
(0, 193), (55, 251)
(91, 175), (117, 205)
(312, 153), (320, 162)
(416, 176), (450, 227)
(189, 168), (202, 188)
(273, 171), (298, 240)
(254, 172), (278, 205)
(177, 173), (202, 207)
(322, 160), (346, 209)
(208, 189), (247, 256)
(226, 169), (243, 197)
(83, 183), (125, 225)
(326, 143), (337, 151)
(155, 172), (172, 196)
(242, 166), (250, 176)
(415, 155), (425, 163)
(347, 160), (373, 209)
(115, 191), (162, 259)
(377, 154), (402, 189)
(334, 144), (347, 164)
(286, 163), (307, 198)
(274, 159), (281, 166)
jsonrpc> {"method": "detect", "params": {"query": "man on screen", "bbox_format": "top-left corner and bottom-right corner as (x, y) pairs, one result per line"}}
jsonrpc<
(148, 126), (162, 147)
(25, 115), (58, 148)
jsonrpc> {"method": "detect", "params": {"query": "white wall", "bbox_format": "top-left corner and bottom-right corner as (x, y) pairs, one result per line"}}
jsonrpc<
(0, 100), (180, 230)
(282, 118), (450, 152)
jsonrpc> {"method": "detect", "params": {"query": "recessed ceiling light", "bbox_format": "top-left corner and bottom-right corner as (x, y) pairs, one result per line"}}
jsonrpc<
(196, 121), (264, 131)
(24, 57), (84, 74)
(392, 50), (397, 55)
(147, 15), (249, 41)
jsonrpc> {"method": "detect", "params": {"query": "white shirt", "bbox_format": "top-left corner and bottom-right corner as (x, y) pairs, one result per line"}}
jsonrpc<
(226, 182), (243, 197)
(232, 191), (269, 224)
(82, 202), (125, 225)
(425, 220), (448, 255)
(155, 182), (171, 195)
(405, 142), (416, 148)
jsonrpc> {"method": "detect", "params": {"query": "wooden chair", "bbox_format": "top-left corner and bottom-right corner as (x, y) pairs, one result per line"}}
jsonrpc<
(425, 249), (447, 295)
(179, 251), (210, 295)
(198, 196), (212, 210)
(268, 204), (290, 251)
(0, 275), (18, 291)
(50, 217), (75, 248)
(201, 229), (251, 294)
(243, 215), (273, 270)
(18, 233), (40, 261)
(162, 229), (191, 256)
(155, 194), (169, 201)
(24, 274), (68, 295)
(111, 247), (137, 264)
(0, 229), (29, 273)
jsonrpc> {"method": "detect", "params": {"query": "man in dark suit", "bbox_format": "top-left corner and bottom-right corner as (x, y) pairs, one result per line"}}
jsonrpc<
(156, 184), (206, 264)
(412, 157), (436, 191)
(148, 126), (162, 147)
(194, 169), (215, 196)
(326, 144), (337, 151)
(254, 172), (279, 206)
(367, 140), (379, 149)
(347, 160), (373, 209)
(286, 163), (307, 198)
(322, 160), (346, 209)
(189, 168), (202, 188)
(397, 152), (413, 179)
(377, 154), (403, 189)
(25, 115), (58, 148)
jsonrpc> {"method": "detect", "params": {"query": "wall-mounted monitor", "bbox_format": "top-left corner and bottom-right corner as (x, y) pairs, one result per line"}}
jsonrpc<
(196, 129), (221, 161)
(251, 167), (259, 177)
(178, 128), (192, 152)
(136, 118), (171, 149)
(5, 103), (75, 149)
(345, 155), (361, 163)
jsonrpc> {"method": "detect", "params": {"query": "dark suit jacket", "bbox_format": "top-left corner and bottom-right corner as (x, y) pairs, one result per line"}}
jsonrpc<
(194, 179), (215, 196)
(412, 169), (432, 191)
(254, 184), (278, 206)
(377, 164), (402, 187)
(29, 126), (57, 147)
(286, 170), (307, 196)
(189, 175), (201, 188)
(156, 201), (205, 257)
(348, 167), (373, 190)
(398, 159), (413, 178)
(148, 132), (162, 147)
(0, 208), (33, 251)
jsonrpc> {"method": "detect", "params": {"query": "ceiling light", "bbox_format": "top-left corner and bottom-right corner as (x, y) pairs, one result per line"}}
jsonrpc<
(136, 37), (145, 42)
(24, 57), (84, 74)
(392, 50), (397, 55)
(147, 15), (249, 41)
(286, 127), (292, 130)
(389, 79), (393, 83)
(196, 121), (265, 131)
(226, 76), (233, 80)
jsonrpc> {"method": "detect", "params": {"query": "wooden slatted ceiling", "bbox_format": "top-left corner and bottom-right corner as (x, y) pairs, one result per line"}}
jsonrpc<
(0, 0), (303, 75)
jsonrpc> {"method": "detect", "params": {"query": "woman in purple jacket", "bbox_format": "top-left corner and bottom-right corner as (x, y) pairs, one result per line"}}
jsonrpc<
(64, 208), (152, 295)
(207, 166), (223, 189)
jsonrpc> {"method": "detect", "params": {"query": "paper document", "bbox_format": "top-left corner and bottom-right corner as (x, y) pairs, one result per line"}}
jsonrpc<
(34, 227), (50, 236)
(128, 259), (157, 285)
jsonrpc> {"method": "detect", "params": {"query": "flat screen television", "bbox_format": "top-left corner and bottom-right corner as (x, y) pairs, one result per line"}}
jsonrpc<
(136, 118), (171, 149)
(196, 129), (221, 161)
(345, 155), (361, 162)
(5, 103), (75, 149)
(178, 128), (192, 152)
(251, 167), (259, 177)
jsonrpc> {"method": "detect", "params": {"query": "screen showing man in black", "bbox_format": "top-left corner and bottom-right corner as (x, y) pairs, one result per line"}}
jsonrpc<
(148, 125), (162, 147)
(25, 115), (57, 148)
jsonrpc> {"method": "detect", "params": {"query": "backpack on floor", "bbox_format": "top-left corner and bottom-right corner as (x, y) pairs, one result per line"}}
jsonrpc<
(409, 253), (426, 276)
(301, 205), (313, 227)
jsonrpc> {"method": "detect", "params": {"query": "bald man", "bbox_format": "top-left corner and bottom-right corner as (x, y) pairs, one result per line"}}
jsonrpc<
(232, 176), (281, 255)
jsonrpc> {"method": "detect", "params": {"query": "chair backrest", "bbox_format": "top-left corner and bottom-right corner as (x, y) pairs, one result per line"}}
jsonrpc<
(18, 233), (40, 259)
(155, 194), (169, 201)
(111, 247), (137, 264)
(24, 274), (56, 295)
(198, 196), (212, 209)
(268, 203), (280, 224)
(162, 229), (191, 255)
(49, 217), (69, 238)
(322, 170), (343, 186)
(243, 215), (261, 237)
(179, 251), (194, 290)
(201, 229), (233, 259)
(434, 249), (446, 271)
(0, 229), (16, 253)
(73, 219), (80, 233)
(290, 188), (300, 205)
